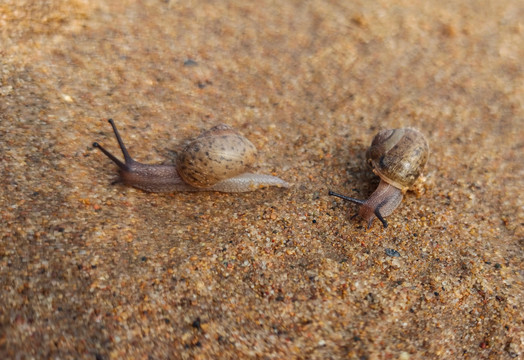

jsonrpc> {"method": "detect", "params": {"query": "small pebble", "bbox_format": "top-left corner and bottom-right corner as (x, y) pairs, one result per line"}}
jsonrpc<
(385, 248), (401, 257)
(192, 317), (201, 330)
(183, 59), (198, 66)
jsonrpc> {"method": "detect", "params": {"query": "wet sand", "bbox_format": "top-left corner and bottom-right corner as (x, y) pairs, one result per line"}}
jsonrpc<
(1, 0), (522, 358)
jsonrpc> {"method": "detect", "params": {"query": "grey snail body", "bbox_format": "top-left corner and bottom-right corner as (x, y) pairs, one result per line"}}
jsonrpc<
(93, 119), (290, 193)
(329, 128), (429, 229)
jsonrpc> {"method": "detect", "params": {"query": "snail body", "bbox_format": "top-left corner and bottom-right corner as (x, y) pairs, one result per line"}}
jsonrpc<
(329, 128), (428, 229)
(93, 119), (290, 193)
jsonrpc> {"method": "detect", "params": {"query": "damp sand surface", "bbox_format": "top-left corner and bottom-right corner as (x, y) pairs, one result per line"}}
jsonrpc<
(1, 1), (523, 358)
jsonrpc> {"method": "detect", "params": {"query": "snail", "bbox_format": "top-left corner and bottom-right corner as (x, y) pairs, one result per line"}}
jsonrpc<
(92, 119), (290, 193)
(329, 128), (429, 229)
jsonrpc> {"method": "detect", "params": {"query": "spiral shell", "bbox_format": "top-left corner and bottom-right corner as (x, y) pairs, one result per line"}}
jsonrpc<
(176, 124), (258, 188)
(365, 128), (429, 191)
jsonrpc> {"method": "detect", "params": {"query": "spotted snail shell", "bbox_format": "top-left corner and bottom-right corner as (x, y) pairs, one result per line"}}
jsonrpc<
(176, 124), (257, 188)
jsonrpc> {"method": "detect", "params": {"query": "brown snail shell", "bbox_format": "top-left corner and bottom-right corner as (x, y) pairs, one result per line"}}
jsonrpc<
(176, 124), (257, 188)
(366, 128), (429, 191)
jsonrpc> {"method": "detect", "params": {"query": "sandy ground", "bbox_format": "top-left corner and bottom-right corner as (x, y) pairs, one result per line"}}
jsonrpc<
(1, 0), (523, 359)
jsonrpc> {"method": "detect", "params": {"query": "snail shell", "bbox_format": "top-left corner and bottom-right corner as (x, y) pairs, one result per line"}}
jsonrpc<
(177, 124), (257, 188)
(366, 128), (429, 191)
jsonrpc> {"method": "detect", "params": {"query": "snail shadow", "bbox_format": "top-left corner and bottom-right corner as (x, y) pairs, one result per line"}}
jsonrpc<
(326, 141), (378, 198)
